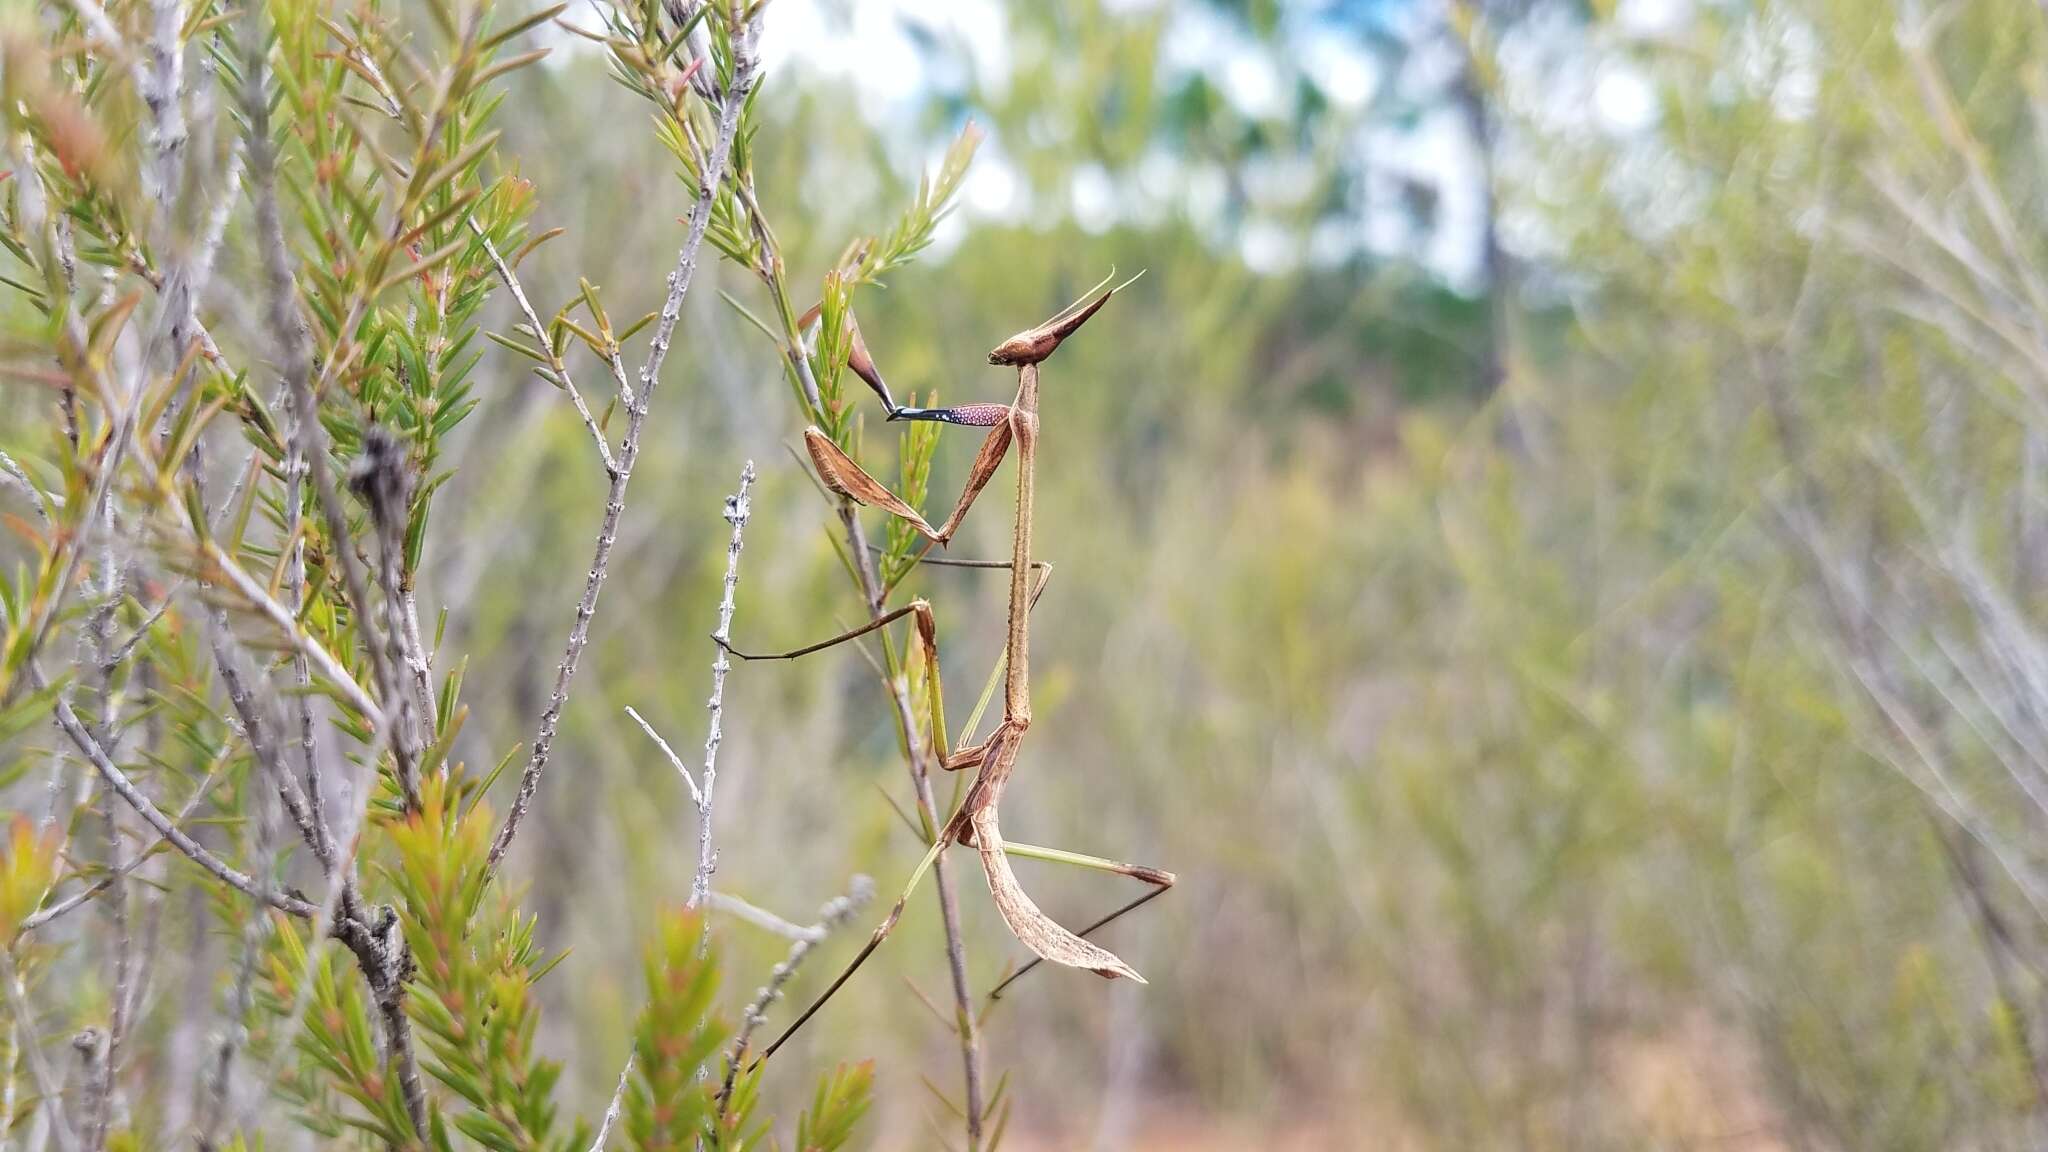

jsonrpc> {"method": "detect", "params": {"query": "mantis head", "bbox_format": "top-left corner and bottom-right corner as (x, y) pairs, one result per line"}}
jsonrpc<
(988, 269), (1144, 366)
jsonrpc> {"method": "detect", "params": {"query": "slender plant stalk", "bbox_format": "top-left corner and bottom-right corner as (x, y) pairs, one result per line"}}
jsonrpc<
(471, 217), (618, 473)
(739, 208), (991, 1145)
(841, 505), (988, 1145)
(693, 460), (756, 908)
(1, 952), (79, 1152)
(35, 665), (316, 918)
(595, 456), (759, 1149)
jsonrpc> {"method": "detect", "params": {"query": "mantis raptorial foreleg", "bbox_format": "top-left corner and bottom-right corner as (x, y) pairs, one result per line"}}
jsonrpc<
(804, 414), (1011, 546)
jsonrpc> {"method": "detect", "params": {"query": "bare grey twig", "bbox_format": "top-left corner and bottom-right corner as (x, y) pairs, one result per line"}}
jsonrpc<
(0, 450), (50, 519)
(98, 598), (171, 674)
(694, 460), (755, 908)
(215, 731), (388, 1143)
(708, 890), (827, 942)
(2, 1010), (17, 1152)
(625, 706), (701, 806)
(587, 1055), (635, 1152)
(199, 597), (333, 869)
(36, 667), (317, 920)
(198, 539), (383, 727)
(19, 742), (234, 935)
(488, 14), (761, 876)
(143, 0), (187, 212)
(281, 374), (327, 870)
(470, 216), (618, 473)
(352, 426), (430, 811)
(595, 455), (756, 1152)
(623, 459), (757, 924)
(61, 0), (143, 94)
(1, 952), (79, 1152)
(595, 459), (758, 1152)
(714, 877), (875, 1114)
(194, 744), (283, 1152)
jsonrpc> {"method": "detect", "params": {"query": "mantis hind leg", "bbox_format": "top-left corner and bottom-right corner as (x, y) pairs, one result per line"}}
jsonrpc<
(755, 815), (965, 1066)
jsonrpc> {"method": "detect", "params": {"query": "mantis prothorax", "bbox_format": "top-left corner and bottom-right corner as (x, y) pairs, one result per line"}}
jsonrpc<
(722, 272), (1174, 1064)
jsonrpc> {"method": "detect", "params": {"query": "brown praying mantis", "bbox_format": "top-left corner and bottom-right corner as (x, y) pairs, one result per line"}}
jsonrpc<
(721, 272), (1175, 1064)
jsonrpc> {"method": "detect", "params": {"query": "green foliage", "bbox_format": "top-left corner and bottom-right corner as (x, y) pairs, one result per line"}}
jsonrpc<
(258, 0), (543, 572)
(0, 816), (58, 941)
(624, 909), (729, 1152)
(809, 269), (858, 446)
(616, 911), (873, 1152)
(390, 780), (582, 1152)
(884, 408), (942, 591)
(264, 916), (429, 1148)
(793, 1062), (874, 1152)
(0, 1), (888, 1148)
(855, 125), (982, 287)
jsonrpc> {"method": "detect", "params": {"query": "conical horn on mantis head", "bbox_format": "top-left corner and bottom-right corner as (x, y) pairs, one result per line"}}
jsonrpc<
(988, 269), (1145, 367)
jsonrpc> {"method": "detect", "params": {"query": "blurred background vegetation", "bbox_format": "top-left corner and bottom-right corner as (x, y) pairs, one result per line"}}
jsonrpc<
(465, 0), (2048, 1144)
(13, 0), (2048, 1146)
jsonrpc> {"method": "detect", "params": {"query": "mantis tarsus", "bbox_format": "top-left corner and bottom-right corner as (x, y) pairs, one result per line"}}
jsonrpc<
(723, 272), (1174, 1064)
